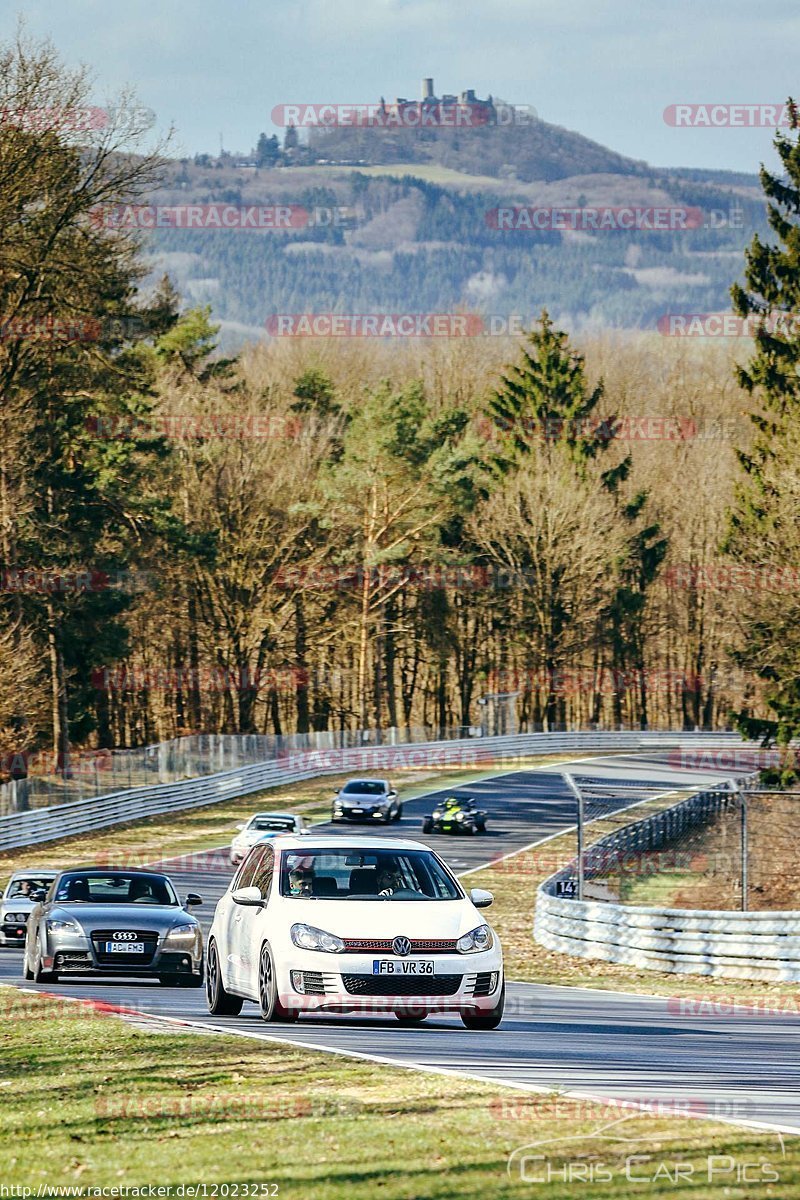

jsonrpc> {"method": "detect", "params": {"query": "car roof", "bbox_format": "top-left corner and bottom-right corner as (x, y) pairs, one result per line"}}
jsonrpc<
(274, 834), (430, 852)
(249, 811), (299, 820)
(54, 867), (172, 878)
(342, 778), (388, 786)
(8, 868), (58, 879)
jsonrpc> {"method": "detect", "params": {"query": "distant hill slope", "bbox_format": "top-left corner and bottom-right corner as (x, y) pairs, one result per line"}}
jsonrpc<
(306, 114), (647, 183)
(142, 118), (765, 351)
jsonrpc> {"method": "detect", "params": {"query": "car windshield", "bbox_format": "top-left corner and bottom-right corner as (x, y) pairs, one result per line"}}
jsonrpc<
(250, 816), (296, 832)
(279, 849), (461, 900)
(53, 873), (178, 905)
(6, 876), (53, 899)
(342, 781), (385, 795)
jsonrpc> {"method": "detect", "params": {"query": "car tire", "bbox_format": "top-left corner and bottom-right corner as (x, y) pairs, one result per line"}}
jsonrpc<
(394, 804), (403, 821)
(205, 939), (243, 1016)
(461, 982), (505, 1031)
(258, 943), (299, 1023)
(394, 1009), (428, 1024)
(421, 817), (433, 834)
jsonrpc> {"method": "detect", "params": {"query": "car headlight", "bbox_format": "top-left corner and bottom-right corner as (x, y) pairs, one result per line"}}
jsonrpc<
(4, 912), (27, 923)
(455, 812), (466, 822)
(432, 809), (442, 818)
(165, 923), (199, 944)
(45, 918), (80, 934)
(456, 924), (494, 954)
(291, 923), (344, 953)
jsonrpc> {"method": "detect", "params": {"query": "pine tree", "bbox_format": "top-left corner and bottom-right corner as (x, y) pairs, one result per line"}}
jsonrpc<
(485, 310), (630, 488)
(725, 101), (800, 776)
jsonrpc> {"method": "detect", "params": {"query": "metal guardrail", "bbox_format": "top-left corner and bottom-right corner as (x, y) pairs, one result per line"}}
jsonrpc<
(533, 776), (800, 982)
(0, 729), (746, 853)
(0, 726), (486, 816)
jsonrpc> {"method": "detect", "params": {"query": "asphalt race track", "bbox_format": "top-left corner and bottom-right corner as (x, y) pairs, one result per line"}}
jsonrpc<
(4, 751), (799, 1134)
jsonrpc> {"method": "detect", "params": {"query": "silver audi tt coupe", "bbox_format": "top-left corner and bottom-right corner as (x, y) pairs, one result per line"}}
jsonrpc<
(24, 869), (204, 987)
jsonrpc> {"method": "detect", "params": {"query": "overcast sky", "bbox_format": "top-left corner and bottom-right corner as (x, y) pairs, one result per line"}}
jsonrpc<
(5, 0), (795, 173)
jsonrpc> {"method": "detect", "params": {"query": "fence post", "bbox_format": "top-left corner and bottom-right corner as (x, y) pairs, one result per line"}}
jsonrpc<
(563, 772), (584, 901)
(740, 784), (748, 912)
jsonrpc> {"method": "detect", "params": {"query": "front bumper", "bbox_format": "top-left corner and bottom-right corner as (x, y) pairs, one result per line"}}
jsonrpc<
(274, 948), (503, 1014)
(0, 919), (28, 946)
(42, 928), (203, 979)
(333, 805), (391, 821)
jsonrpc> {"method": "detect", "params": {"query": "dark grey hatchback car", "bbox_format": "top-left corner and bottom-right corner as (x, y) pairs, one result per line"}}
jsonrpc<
(331, 778), (403, 823)
(24, 869), (204, 987)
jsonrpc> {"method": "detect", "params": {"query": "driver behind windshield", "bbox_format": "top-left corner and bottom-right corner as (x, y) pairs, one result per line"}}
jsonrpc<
(376, 865), (404, 896)
(288, 868), (314, 897)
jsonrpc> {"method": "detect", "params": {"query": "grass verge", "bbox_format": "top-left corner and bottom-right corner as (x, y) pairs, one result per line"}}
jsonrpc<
(1, 986), (796, 1197)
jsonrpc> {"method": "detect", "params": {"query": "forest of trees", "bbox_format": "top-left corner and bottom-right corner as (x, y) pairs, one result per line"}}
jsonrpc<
(1, 34), (799, 778)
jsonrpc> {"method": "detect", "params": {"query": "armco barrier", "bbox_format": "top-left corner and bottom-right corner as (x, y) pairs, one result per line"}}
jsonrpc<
(0, 730), (746, 853)
(533, 777), (800, 982)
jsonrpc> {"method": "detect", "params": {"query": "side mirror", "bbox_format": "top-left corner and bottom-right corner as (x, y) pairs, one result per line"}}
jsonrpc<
(235, 823), (246, 831)
(32, 889), (47, 903)
(470, 888), (494, 909)
(389, 790), (397, 797)
(185, 893), (203, 908)
(232, 886), (264, 907)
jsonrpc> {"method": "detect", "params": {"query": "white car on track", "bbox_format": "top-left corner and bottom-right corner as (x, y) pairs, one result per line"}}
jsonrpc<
(0, 870), (58, 946)
(230, 811), (308, 866)
(206, 835), (504, 1029)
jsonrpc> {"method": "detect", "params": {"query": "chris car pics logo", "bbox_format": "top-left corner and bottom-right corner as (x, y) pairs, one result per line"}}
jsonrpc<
(507, 1115), (785, 1186)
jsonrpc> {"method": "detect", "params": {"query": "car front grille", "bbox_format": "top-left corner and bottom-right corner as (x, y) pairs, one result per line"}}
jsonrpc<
(341, 973), (462, 997)
(90, 929), (158, 965)
(341, 938), (458, 954)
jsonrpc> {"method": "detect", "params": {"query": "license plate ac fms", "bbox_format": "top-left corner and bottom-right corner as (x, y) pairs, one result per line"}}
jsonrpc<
(104, 942), (145, 954)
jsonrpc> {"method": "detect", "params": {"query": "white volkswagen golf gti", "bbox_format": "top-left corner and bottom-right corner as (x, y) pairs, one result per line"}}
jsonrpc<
(206, 835), (504, 1029)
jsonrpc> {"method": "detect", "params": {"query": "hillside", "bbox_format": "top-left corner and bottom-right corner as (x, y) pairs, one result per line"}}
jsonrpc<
(141, 120), (766, 351)
(304, 112), (647, 182)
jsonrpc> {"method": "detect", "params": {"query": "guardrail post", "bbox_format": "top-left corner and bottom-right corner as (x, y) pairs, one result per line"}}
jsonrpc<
(562, 772), (584, 901)
(739, 782), (748, 912)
